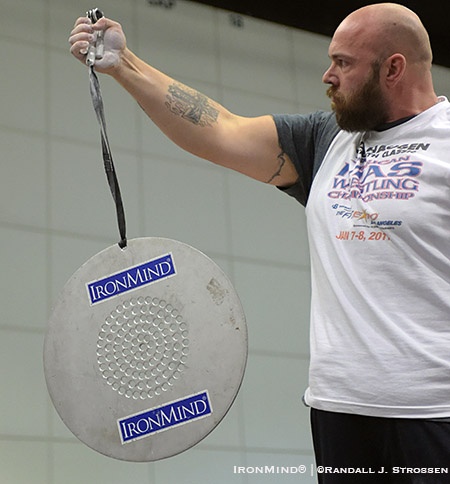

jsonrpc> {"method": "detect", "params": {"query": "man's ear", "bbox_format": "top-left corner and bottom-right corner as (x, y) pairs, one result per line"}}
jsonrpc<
(383, 53), (407, 87)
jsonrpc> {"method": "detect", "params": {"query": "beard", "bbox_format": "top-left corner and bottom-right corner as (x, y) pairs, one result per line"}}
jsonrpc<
(327, 66), (389, 132)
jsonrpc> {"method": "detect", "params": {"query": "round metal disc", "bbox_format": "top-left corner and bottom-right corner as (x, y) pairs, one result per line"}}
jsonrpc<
(44, 237), (247, 462)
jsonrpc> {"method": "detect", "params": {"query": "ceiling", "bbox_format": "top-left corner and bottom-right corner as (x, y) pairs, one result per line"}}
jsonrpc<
(191, 0), (450, 68)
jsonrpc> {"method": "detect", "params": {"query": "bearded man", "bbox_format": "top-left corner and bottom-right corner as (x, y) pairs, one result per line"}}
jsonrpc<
(70, 3), (450, 482)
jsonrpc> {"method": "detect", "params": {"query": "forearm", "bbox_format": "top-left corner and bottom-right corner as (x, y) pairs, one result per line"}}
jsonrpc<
(110, 48), (238, 163)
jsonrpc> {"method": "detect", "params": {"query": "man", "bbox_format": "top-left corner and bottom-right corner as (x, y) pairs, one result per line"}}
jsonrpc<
(70, 3), (450, 482)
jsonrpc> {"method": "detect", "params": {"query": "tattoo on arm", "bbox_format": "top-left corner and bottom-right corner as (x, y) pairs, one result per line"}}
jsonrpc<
(267, 150), (287, 184)
(165, 82), (219, 127)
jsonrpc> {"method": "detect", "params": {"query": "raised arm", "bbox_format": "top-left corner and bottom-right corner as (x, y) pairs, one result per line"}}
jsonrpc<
(69, 17), (299, 187)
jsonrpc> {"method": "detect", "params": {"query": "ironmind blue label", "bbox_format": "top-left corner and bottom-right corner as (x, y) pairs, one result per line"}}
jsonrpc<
(86, 253), (176, 305)
(117, 390), (213, 444)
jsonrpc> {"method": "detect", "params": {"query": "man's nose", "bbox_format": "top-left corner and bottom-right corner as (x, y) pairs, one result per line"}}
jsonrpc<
(322, 64), (334, 84)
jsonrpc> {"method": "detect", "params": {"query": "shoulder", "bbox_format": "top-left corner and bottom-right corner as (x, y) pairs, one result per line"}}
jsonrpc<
(272, 111), (337, 135)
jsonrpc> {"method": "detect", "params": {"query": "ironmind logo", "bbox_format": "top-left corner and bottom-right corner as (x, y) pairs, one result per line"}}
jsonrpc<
(117, 390), (213, 444)
(86, 253), (176, 305)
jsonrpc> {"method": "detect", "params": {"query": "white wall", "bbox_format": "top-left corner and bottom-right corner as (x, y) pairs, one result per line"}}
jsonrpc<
(1, 0), (449, 483)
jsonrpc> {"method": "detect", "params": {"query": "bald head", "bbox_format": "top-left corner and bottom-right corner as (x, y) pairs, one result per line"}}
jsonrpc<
(336, 3), (432, 66)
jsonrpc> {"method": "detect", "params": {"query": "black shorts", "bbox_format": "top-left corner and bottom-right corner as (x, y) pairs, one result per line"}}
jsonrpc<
(311, 408), (450, 484)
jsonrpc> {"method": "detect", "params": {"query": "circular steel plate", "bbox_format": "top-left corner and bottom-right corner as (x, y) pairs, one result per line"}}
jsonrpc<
(44, 238), (247, 461)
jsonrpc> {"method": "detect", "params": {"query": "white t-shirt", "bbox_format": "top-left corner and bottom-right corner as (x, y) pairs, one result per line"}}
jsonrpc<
(276, 98), (450, 418)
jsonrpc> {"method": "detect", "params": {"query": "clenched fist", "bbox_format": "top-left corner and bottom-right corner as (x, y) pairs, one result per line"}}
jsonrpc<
(69, 16), (126, 73)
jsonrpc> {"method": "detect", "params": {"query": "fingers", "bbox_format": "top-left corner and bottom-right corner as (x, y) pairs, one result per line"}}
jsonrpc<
(69, 17), (93, 60)
(70, 16), (92, 35)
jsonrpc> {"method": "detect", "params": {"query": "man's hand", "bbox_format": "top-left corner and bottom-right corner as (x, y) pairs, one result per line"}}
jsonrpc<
(69, 17), (126, 73)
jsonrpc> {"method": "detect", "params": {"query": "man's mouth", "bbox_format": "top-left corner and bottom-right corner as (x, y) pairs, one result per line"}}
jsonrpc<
(326, 86), (338, 110)
(327, 85), (338, 99)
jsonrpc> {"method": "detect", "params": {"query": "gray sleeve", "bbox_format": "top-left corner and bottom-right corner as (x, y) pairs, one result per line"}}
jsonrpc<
(272, 111), (339, 206)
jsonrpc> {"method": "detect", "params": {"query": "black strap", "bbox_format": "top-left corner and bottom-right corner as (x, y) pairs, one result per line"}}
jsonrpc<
(89, 66), (127, 249)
